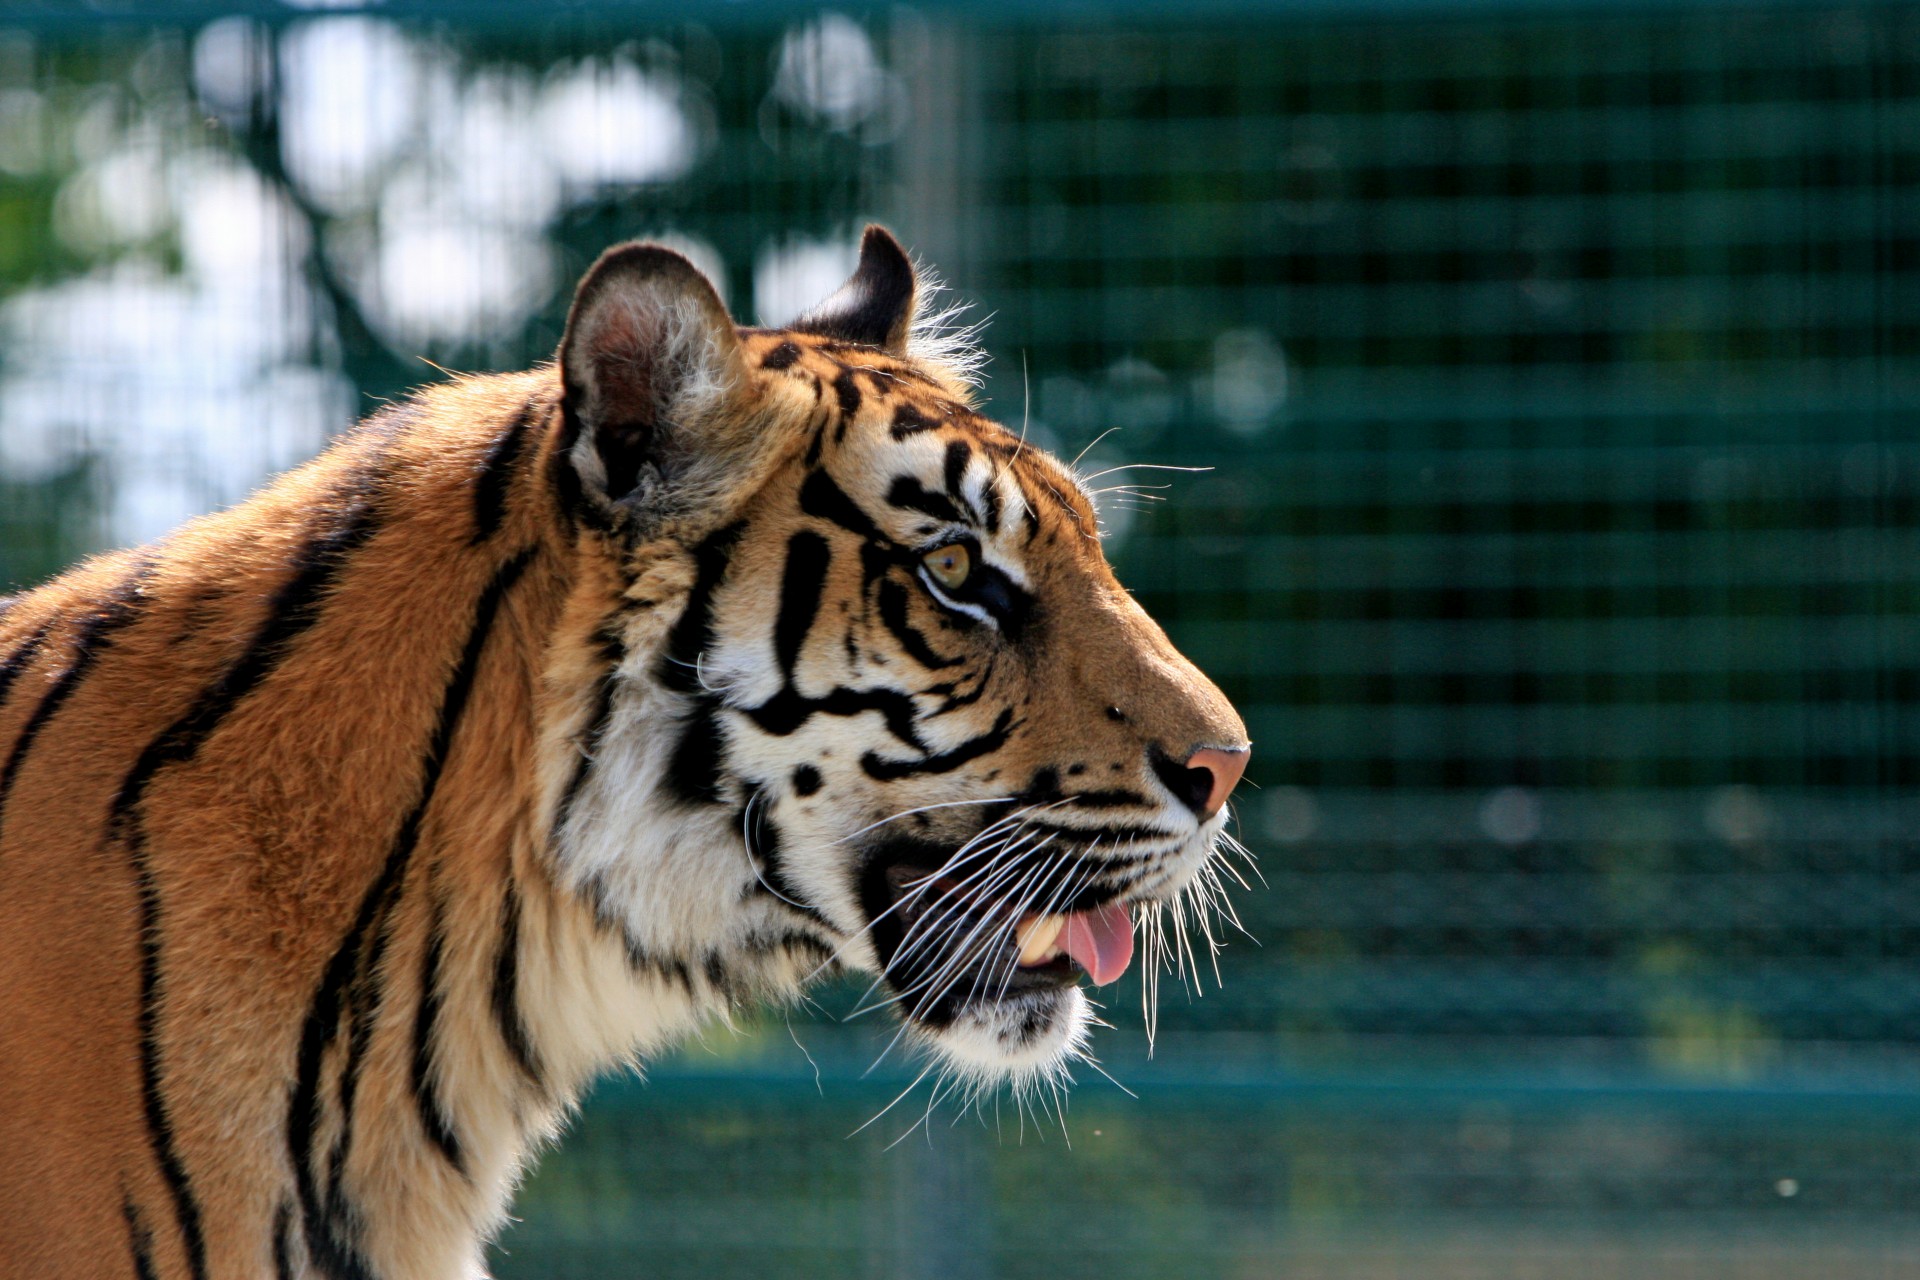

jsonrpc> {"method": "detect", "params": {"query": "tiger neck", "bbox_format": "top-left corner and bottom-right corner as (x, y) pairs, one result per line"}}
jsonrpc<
(278, 391), (817, 1278)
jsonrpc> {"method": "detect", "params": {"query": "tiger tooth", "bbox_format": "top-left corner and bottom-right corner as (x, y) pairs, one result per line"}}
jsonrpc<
(1015, 914), (1066, 965)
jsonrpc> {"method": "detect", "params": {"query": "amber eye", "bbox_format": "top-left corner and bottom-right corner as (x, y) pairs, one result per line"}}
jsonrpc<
(921, 543), (973, 590)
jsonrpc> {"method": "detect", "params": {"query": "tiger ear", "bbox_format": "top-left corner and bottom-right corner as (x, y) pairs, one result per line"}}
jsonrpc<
(558, 242), (749, 512)
(789, 225), (917, 354)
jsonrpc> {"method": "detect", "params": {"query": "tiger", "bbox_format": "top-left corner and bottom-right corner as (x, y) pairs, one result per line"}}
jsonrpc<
(0, 225), (1249, 1280)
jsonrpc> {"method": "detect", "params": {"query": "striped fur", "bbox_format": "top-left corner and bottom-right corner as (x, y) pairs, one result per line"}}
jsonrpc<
(0, 228), (1246, 1279)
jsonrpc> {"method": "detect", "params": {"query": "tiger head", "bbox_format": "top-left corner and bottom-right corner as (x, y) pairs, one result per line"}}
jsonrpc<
(546, 227), (1248, 1090)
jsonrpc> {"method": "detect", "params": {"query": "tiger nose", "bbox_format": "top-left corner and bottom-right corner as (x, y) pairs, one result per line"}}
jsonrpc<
(1153, 746), (1250, 820)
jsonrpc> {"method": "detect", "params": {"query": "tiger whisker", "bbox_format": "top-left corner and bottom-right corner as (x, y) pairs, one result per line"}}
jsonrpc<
(1076, 462), (1213, 482)
(835, 795), (1019, 845)
(843, 837), (1046, 1017)
(848, 1060), (939, 1138)
(851, 843), (1052, 1021)
(1068, 426), (1124, 471)
(795, 802), (1070, 985)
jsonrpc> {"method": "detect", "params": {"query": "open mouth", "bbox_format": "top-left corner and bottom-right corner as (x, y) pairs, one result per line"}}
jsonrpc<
(858, 839), (1137, 1026)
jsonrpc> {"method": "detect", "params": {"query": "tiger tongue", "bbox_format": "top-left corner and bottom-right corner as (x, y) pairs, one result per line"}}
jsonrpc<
(1059, 902), (1135, 986)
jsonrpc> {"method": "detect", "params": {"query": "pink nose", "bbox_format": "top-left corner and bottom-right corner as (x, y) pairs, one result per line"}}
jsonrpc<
(1186, 747), (1250, 819)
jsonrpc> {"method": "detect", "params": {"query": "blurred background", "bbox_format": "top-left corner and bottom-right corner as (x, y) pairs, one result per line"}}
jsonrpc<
(7, 0), (1920, 1275)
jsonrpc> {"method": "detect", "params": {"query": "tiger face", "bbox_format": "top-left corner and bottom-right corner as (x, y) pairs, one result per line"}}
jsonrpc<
(551, 228), (1249, 1087)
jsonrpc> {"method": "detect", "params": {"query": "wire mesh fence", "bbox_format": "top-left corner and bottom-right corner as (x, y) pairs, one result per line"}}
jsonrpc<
(6, 1), (1920, 1274)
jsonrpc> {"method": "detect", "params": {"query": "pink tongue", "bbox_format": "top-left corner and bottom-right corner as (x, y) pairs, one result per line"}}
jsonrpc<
(1060, 902), (1135, 986)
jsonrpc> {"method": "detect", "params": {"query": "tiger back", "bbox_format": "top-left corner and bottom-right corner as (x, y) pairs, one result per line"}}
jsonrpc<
(0, 228), (1248, 1280)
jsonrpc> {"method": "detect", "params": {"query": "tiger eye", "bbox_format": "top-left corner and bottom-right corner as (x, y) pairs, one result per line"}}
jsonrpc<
(921, 543), (972, 590)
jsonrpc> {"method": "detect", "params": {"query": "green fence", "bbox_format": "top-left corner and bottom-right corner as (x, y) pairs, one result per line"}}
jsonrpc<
(6, 2), (1920, 1274)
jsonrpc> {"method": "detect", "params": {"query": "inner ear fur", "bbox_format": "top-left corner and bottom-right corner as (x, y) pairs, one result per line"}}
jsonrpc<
(790, 225), (918, 354)
(558, 242), (748, 506)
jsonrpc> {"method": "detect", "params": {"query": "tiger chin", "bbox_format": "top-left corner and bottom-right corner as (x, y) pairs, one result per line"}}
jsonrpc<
(0, 226), (1248, 1279)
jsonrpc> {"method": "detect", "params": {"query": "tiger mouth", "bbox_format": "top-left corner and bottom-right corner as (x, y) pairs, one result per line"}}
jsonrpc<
(858, 839), (1138, 1024)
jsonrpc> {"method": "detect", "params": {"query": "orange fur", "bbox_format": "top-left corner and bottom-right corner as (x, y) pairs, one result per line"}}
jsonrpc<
(0, 232), (1246, 1280)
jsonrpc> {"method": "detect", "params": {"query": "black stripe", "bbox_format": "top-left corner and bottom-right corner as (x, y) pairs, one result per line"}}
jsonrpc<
(580, 874), (698, 989)
(113, 482), (384, 827)
(125, 821), (207, 1280)
(890, 402), (940, 439)
(289, 545), (533, 1280)
(326, 863), (405, 1202)
(802, 411), (828, 468)
(832, 368), (863, 420)
(0, 560), (153, 843)
(657, 523), (745, 693)
(549, 618), (626, 840)
(886, 476), (963, 525)
(123, 1197), (159, 1280)
(657, 524), (746, 808)
(274, 1199), (298, 1280)
(928, 657), (995, 717)
(876, 579), (959, 671)
(491, 879), (545, 1089)
(860, 707), (1016, 782)
(760, 340), (800, 370)
(740, 784), (833, 929)
(411, 887), (466, 1175)
(979, 468), (1003, 535)
(553, 665), (616, 833)
(1016, 475), (1044, 541)
(774, 532), (830, 677)
(746, 682), (924, 750)
(703, 950), (735, 999)
(111, 481), (384, 1280)
(469, 402), (535, 545)
(664, 696), (729, 806)
(942, 441), (974, 519)
(799, 470), (882, 543)
(0, 617), (53, 714)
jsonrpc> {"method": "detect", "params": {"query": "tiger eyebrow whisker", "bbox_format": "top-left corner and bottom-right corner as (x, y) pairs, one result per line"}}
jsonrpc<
(1075, 462), (1213, 482)
(1068, 427), (1123, 471)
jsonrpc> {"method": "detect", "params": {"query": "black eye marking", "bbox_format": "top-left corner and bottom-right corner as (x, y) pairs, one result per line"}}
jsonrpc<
(900, 531), (1035, 643)
(887, 476), (964, 524)
(876, 579), (960, 670)
(792, 765), (823, 797)
(1106, 706), (1128, 723)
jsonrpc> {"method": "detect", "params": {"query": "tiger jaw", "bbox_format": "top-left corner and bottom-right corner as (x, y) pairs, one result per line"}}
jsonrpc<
(843, 829), (1168, 1075)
